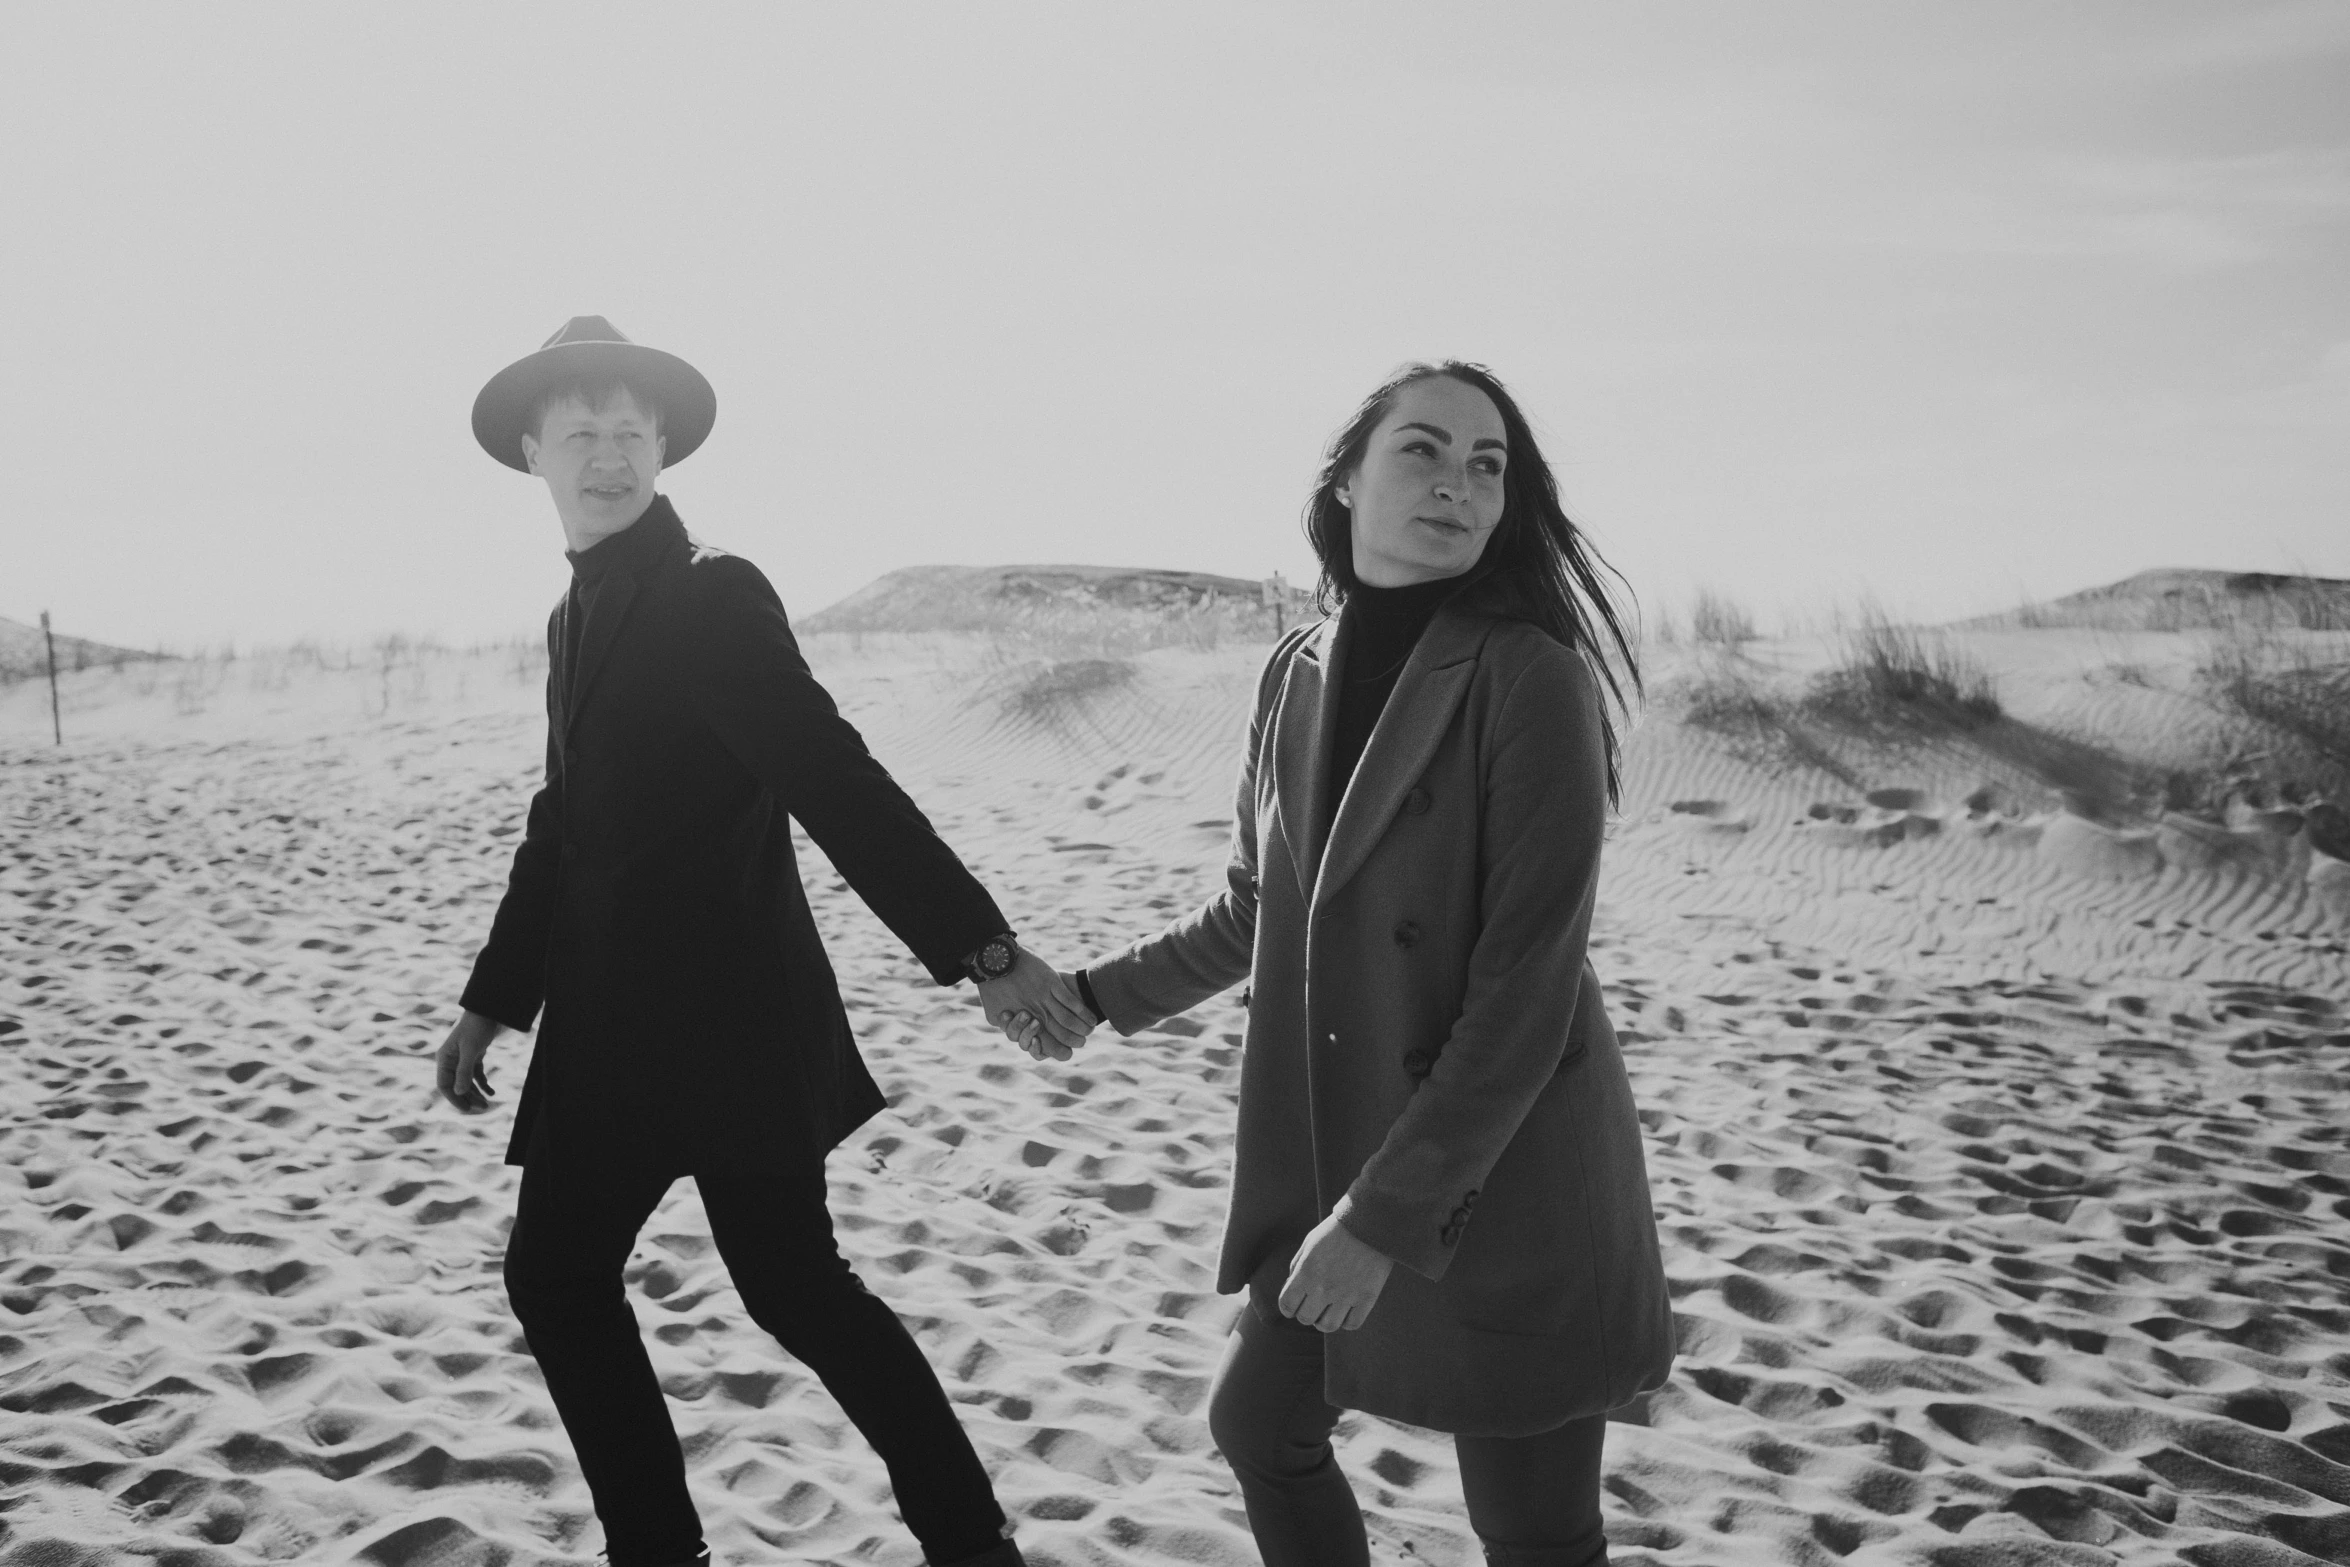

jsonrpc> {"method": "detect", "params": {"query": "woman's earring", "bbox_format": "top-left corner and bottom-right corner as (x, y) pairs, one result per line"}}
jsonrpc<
(1335, 490), (1351, 508)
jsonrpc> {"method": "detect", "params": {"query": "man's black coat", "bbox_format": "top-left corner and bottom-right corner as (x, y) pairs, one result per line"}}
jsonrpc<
(461, 497), (1006, 1166)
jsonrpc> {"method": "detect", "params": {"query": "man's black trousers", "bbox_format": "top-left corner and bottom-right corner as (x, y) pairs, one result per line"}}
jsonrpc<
(503, 1131), (1011, 1567)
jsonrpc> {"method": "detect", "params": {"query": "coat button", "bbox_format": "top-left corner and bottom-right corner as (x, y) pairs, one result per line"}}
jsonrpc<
(1462, 1189), (1479, 1209)
(1404, 787), (1432, 816)
(1392, 920), (1420, 948)
(1240, 988), (1252, 1008)
(1401, 1049), (1433, 1081)
(1439, 1221), (1460, 1246)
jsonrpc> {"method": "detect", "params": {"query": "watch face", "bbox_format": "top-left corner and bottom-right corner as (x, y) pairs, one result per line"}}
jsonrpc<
(982, 938), (1016, 978)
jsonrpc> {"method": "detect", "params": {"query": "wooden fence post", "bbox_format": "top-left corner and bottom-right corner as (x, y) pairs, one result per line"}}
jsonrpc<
(1262, 574), (1287, 637)
(41, 610), (62, 745)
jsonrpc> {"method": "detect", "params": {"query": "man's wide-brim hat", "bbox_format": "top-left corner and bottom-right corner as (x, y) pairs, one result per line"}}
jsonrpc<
(472, 316), (716, 472)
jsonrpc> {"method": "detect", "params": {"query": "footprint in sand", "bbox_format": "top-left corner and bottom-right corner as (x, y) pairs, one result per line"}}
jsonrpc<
(1800, 795), (1940, 847)
(1670, 798), (1752, 832)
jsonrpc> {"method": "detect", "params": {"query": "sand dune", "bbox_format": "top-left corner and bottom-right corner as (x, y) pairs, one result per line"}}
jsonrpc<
(798, 565), (1300, 637)
(3, 626), (2347, 1566)
(1955, 569), (2350, 634)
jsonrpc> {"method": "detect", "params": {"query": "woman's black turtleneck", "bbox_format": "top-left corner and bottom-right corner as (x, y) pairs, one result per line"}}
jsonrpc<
(1327, 575), (1459, 823)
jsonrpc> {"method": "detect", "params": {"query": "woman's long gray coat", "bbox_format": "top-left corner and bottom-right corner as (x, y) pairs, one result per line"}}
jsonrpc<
(1089, 602), (1674, 1436)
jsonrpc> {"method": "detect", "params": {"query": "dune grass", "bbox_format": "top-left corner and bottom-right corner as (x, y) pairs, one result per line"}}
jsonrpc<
(1676, 602), (2041, 803)
(102, 633), (547, 720)
(1672, 601), (2350, 827)
(1648, 589), (1761, 648)
(1804, 607), (2001, 732)
(2191, 620), (2350, 807)
(1679, 667), (1865, 790)
(1002, 657), (1138, 724)
(1691, 589), (1759, 647)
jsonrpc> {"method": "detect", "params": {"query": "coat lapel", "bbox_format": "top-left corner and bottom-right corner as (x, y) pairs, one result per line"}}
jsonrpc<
(1272, 617), (1342, 910)
(1312, 605), (1484, 911)
(552, 590), (578, 723)
(565, 571), (639, 735)
(559, 498), (689, 735)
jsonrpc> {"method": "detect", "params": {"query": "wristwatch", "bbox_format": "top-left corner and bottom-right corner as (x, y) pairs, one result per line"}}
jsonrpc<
(961, 932), (1019, 985)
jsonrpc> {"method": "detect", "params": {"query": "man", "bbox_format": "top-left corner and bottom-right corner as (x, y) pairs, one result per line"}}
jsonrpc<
(436, 317), (1079, 1567)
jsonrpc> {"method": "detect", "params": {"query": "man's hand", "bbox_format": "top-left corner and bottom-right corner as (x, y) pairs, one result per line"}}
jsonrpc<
(1278, 1211), (1395, 1333)
(435, 1010), (505, 1113)
(977, 948), (1088, 1061)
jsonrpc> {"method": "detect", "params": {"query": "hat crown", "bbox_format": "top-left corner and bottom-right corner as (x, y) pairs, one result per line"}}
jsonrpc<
(540, 315), (632, 351)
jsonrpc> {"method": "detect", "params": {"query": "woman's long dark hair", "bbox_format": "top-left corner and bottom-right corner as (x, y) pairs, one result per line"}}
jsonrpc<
(1303, 360), (1642, 804)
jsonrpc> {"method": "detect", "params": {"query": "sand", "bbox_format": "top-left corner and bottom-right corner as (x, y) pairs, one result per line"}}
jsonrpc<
(2, 626), (2347, 1567)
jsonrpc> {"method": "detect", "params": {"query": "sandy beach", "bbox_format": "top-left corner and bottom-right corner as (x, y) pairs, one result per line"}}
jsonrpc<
(3, 617), (2347, 1567)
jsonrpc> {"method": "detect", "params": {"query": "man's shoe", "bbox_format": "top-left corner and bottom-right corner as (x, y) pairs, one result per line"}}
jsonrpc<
(933, 1542), (1025, 1567)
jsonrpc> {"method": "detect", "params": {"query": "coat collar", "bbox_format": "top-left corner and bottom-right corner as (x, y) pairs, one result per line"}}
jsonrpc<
(567, 493), (684, 581)
(1277, 601), (1488, 911)
(562, 496), (687, 733)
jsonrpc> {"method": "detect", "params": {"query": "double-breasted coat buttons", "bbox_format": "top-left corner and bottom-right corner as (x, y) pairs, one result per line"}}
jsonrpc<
(1393, 920), (1421, 948)
(1404, 786), (1433, 816)
(1401, 1048), (1433, 1081)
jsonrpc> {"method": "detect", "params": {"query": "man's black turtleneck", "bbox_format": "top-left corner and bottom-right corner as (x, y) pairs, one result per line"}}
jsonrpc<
(566, 494), (681, 582)
(1327, 575), (1460, 824)
(559, 496), (682, 672)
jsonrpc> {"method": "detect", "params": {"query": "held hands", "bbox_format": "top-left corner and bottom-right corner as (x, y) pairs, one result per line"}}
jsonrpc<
(434, 1010), (505, 1113)
(1007, 967), (1102, 1062)
(1278, 1211), (1395, 1333)
(977, 948), (1097, 1062)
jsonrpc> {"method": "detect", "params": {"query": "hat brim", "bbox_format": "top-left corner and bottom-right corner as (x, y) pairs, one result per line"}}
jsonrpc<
(472, 339), (716, 473)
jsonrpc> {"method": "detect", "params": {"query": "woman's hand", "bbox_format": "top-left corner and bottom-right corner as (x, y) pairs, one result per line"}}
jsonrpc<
(1279, 1212), (1394, 1332)
(1001, 967), (1101, 1062)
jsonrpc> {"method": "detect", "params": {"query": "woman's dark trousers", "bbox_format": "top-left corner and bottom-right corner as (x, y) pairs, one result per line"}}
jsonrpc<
(1206, 1274), (1609, 1567)
(502, 1136), (1013, 1567)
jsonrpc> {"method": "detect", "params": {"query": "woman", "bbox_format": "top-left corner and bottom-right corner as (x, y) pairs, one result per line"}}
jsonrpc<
(1013, 362), (1673, 1565)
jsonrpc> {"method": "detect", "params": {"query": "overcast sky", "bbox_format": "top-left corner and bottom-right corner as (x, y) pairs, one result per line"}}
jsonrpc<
(6, 2), (2345, 650)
